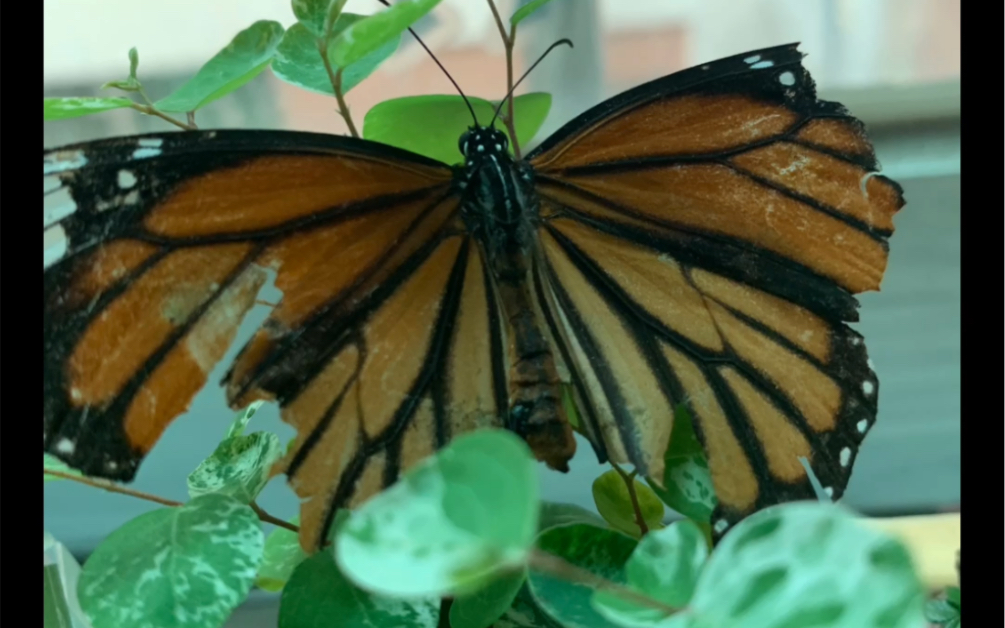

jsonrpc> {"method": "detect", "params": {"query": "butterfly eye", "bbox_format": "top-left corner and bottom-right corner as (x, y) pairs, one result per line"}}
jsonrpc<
(458, 130), (472, 156)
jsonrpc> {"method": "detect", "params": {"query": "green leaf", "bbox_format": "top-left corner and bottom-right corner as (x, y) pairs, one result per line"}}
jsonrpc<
(187, 430), (282, 503)
(280, 544), (438, 628)
(329, 0), (441, 68)
(945, 586), (960, 608)
(592, 469), (665, 539)
(256, 516), (307, 592)
(336, 429), (538, 598)
(224, 401), (264, 439)
(592, 520), (708, 626)
(646, 405), (716, 523)
(44, 564), (72, 628)
(293, 0), (333, 37)
(362, 92), (552, 164)
(272, 17), (398, 96)
(539, 502), (608, 532)
(44, 97), (133, 121)
(128, 47), (139, 79)
(528, 524), (637, 628)
(450, 570), (527, 628)
(78, 494), (263, 628)
(923, 599), (958, 624)
(511, 0), (558, 27)
(687, 502), (926, 628)
(155, 20), (284, 112)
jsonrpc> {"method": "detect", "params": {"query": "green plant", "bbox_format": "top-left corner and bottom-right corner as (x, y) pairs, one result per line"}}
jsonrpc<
(44, 2), (932, 627)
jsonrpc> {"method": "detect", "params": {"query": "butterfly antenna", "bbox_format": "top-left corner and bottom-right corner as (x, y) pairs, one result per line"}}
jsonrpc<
(489, 38), (573, 128)
(374, 0), (479, 124)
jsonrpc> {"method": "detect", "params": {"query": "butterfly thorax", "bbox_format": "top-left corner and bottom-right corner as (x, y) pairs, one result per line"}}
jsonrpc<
(455, 125), (575, 471)
(456, 126), (537, 262)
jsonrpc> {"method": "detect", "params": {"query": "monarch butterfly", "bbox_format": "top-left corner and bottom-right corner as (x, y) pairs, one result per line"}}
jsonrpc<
(44, 43), (903, 550)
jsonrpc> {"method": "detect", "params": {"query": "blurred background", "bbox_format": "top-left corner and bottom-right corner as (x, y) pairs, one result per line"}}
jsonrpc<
(44, 0), (959, 624)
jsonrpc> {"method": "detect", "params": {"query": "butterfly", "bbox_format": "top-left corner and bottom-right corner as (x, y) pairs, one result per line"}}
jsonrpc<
(44, 43), (903, 550)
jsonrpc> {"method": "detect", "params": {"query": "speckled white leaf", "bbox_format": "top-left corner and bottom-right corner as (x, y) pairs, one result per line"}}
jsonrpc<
(336, 430), (538, 598)
(224, 402), (264, 439)
(79, 494), (264, 628)
(187, 430), (282, 503)
(686, 502), (926, 628)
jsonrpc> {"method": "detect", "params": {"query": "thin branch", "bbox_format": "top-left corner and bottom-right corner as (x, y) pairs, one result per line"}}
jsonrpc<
(186, 111), (198, 129)
(251, 501), (301, 534)
(527, 549), (678, 615)
(486, 0), (522, 157)
(44, 470), (183, 507)
(612, 463), (649, 536)
(320, 41), (360, 137)
(128, 103), (197, 131)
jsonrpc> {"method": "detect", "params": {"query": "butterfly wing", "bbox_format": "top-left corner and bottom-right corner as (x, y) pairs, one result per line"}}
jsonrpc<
(44, 130), (515, 547)
(527, 44), (904, 535)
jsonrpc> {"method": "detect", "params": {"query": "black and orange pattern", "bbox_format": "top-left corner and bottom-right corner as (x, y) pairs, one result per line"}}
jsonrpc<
(43, 44), (903, 549)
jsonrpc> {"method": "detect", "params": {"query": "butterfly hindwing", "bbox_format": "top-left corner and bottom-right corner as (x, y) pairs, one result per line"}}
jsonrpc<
(528, 43), (903, 535)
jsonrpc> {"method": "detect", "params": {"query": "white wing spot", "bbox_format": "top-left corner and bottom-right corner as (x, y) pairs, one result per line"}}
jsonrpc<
(866, 358), (875, 370)
(44, 150), (88, 175)
(779, 71), (796, 86)
(44, 186), (77, 228)
(132, 148), (162, 159)
(714, 519), (730, 534)
(138, 138), (164, 148)
(44, 225), (69, 269)
(106, 460), (119, 472)
(862, 381), (875, 395)
(44, 175), (63, 194)
(850, 336), (862, 346)
(751, 60), (775, 69)
(56, 438), (76, 455)
(744, 55), (762, 64)
(856, 419), (869, 433)
(839, 447), (852, 467)
(824, 486), (834, 498)
(117, 169), (138, 189)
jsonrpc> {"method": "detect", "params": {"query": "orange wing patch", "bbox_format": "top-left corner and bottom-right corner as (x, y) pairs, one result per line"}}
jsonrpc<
(531, 95), (799, 170)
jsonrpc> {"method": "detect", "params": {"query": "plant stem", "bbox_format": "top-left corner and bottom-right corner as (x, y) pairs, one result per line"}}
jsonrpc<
(527, 549), (677, 615)
(251, 501), (301, 534)
(44, 470), (183, 507)
(321, 42), (360, 137)
(132, 85), (197, 130)
(45, 470), (301, 533)
(437, 598), (453, 628)
(128, 103), (197, 131)
(612, 463), (649, 536)
(486, 0), (522, 158)
(187, 111), (198, 128)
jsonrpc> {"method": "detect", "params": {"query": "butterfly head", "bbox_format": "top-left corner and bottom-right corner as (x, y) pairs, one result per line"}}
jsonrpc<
(459, 126), (509, 166)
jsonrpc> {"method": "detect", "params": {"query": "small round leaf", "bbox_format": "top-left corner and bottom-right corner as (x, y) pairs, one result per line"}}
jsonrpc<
(279, 545), (438, 628)
(336, 429), (538, 597)
(78, 494), (263, 628)
(528, 524), (637, 628)
(688, 502), (926, 628)
(592, 520), (708, 626)
(256, 516), (307, 593)
(362, 93), (551, 164)
(187, 431), (283, 503)
(592, 469), (665, 538)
